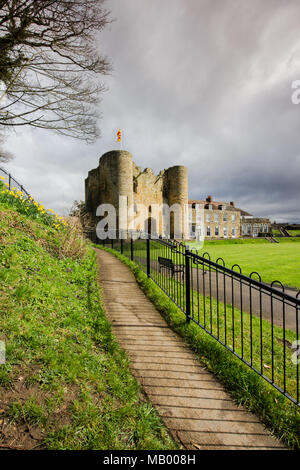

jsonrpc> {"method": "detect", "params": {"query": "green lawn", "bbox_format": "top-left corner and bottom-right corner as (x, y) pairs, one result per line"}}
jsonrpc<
(188, 239), (300, 290)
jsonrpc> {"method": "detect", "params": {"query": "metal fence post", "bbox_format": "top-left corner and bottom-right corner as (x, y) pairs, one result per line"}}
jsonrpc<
(8, 174), (11, 190)
(147, 237), (150, 277)
(185, 249), (191, 323)
(120, 238), (123, 254)
(111, 238), (114, 249)
(130, 237), (134, 261)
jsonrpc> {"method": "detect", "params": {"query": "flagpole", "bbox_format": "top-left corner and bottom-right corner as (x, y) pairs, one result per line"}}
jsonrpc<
(117, 129), (122, 150)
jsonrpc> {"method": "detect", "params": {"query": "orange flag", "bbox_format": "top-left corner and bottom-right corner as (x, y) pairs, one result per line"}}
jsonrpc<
(117, 129), (121, 142)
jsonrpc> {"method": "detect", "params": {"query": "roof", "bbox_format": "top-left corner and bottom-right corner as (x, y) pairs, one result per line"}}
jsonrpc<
(239, 209), (253, 217)
(188, 199), (252, 215)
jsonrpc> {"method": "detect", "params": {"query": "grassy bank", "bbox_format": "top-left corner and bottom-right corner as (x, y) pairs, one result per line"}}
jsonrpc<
(288, 231), (300, 236)
(96, 245), (300, 450)
(0, 206), (177, 450)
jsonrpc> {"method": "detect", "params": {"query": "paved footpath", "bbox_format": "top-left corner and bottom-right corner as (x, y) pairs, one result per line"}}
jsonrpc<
(96, 249), (285, 450)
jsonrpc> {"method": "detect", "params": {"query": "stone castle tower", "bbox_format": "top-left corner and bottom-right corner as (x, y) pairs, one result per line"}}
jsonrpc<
(85, 150), (189, 238)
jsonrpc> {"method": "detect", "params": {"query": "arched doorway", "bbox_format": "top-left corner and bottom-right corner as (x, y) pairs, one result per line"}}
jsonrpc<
(144, 217), (157, 235)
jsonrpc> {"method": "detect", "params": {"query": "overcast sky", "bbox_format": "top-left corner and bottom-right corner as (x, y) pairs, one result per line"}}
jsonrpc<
(3, 0), (300, 222)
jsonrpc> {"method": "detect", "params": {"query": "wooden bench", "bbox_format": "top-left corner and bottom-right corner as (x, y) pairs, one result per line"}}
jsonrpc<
(158, 256), (185, 278)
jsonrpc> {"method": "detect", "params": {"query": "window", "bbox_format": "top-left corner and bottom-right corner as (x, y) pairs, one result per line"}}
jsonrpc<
(223, 213), (228, 222)
(232, 214), (236, 222)
(242, 224), (247, 234)
(133, 180), (138, 193)
(134, 203), (138, 214)
(223, 226), (228, 237)
(192, 203), (196, 209)
(190, 224), (196, 238)
(206, 212), (211, 222)
(232, 227), (236, 238)
(214, 213), (219, 222)
(215, 226), (219, 236)
(196, 211), (202, 222)
(206, 226), (211, 237)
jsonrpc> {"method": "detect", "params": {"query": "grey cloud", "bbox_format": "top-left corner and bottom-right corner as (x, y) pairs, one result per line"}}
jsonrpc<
(3, 0), (300, 222)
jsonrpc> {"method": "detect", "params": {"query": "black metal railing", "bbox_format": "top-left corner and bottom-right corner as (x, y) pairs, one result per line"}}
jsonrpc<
(93, 231), (300, 407)
(0, 166), (30, 197)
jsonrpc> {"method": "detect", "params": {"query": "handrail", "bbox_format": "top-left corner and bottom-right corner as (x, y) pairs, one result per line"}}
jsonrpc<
(0, 165), (30, 197)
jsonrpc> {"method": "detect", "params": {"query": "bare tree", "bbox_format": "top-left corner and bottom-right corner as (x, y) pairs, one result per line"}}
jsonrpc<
(0, 0), (111, 142)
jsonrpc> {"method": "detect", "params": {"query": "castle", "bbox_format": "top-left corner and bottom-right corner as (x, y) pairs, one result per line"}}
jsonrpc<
(85, 150), (270, 239)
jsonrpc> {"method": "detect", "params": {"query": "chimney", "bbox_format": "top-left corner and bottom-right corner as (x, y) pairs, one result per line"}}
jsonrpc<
(230, 201), (235, 207)
(206, 195), (212, 203)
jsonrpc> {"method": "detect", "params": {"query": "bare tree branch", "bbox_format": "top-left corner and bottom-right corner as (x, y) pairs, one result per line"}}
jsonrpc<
(0, 0), (112, 142)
